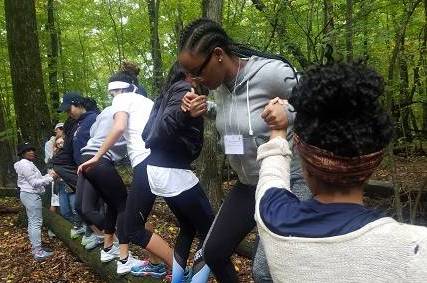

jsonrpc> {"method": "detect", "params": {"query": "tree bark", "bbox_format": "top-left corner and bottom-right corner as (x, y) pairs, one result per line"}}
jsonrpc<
(5, 0), (52, 155)
(198, 0), (225, 210)
(320, 0), (335, 64)
(47, 0), (59, 120)
(146, 0), (163, 96)
(202, 0), (224, 23)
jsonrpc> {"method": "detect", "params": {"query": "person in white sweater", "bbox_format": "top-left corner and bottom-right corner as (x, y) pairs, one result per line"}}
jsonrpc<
(14, 142), (57, 261)
(255, 62), (427, 282)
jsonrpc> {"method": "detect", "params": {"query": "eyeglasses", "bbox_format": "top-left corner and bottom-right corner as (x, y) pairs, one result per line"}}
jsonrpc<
(188, 50), (214, 79)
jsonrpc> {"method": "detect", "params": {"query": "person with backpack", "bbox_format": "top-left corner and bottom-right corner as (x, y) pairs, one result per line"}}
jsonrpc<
(78, 71), (173, 279)
(255, 62), (427, 281)
(178, 18), (310, 282)
(142, 62), (214, 283)
(14, 142), (57, 260)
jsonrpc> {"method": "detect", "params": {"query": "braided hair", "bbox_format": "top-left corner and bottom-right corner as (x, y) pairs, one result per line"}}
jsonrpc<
(179, 18), (296, 74)
(289, 62), (393, 157)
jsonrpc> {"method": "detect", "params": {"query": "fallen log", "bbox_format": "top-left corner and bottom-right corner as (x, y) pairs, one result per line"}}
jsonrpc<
(42, 208), (160, 283)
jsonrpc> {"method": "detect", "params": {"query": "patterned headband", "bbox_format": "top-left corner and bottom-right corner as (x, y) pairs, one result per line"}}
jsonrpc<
(294, 134), (384, 186)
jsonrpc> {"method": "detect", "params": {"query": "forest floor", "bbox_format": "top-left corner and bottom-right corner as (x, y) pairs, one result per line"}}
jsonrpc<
(0, 155), (425, 283)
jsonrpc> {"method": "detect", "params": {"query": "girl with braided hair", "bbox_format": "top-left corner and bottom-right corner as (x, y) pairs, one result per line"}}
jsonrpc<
(178, 18), (310, 282)
(255, 62), (427, 281)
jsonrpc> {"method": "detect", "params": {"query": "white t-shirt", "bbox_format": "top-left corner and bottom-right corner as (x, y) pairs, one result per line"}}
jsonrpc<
(147, 165), (199, 197)
(111, 92), (153, 168)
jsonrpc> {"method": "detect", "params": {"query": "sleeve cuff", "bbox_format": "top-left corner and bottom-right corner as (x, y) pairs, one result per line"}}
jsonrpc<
(257, 137), (292, 162)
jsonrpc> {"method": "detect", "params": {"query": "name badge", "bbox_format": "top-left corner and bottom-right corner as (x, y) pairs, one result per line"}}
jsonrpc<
(224, 135), (244, 155)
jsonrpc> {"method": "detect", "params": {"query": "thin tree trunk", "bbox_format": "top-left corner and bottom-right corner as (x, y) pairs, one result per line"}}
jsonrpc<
(197, 0), (225, 210)
(385, 0), (423, 221)
(47, 0), (59, 120)
(251, 0), (309, 68)
(321, 0), (334, 64)
(345, 0), (353, 61)
(146, 0), (163, 96)
(0, 92), (12, 186)
(5, 0), (52, 157)
(203, 0), (224, 23)
(107, 0), (123, 65)
(423, 0), (427, 139)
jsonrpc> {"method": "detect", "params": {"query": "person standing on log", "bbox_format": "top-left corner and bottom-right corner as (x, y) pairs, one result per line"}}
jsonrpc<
(54, 92), (104, 250)
(78, 71), (173, 279)
(178, 18), (310, 282)
(142, 62), (214, 283)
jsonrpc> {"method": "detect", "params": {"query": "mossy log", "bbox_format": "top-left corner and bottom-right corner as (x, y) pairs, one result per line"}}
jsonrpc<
(42, 208), (160, 283)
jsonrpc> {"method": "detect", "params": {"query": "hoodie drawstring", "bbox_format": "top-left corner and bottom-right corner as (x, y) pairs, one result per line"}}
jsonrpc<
(246, 80), (253, 136)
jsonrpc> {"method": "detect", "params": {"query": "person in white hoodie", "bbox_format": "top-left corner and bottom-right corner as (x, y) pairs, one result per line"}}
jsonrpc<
(14, 142), (57, 260)
(255, 62), (427, 282)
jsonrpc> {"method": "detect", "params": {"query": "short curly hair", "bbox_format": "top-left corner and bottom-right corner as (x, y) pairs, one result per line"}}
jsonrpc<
(289, 62), (393, 157)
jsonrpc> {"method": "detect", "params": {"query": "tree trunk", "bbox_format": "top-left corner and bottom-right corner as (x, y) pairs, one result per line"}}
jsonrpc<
(202, 0), (224, 23)
(322, 0), (335, 64)
(198, 0), (225, 210)
(423, 0), (427, 139)
(5, 0), (52, 155)
(47, 0), (59, 120)
(0, 103), (12, 186)
(146, 0), (163, 96)
(345, 0), (353, 61)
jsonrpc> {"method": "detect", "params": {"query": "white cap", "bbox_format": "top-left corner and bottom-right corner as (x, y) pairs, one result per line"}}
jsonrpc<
(54, 122), (64, 130)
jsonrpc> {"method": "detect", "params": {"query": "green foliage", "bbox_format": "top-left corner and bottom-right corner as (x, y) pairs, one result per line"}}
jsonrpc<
(0, 0), (425, 150)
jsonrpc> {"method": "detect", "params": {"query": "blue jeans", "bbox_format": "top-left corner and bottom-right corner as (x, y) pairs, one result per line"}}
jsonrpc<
(20, 191), (43, 253)
(57, 181), (80, 226)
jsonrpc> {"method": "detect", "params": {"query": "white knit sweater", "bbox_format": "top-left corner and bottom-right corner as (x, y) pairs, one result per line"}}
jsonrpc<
(255, 137), (427, 282)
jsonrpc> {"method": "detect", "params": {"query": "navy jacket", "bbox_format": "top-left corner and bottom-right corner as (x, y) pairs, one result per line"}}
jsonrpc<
(73, 110), (98, 165)
(142, 81), (204, 169)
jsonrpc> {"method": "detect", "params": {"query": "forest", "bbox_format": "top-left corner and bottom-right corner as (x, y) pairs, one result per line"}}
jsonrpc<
(0, 0), (426, 221)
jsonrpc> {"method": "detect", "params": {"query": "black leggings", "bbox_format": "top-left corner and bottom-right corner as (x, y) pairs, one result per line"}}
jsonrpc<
(75, 173), (105, 232)
(124, 160), (155, 247)
(81, 155), (128, 243)
(164, 183), (214, 269)
(203, 182), (256, 283)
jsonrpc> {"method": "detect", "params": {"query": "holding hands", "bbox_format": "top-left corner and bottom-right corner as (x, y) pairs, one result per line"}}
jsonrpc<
(262, 97), (288, 139)
(181, 88), (208, 117)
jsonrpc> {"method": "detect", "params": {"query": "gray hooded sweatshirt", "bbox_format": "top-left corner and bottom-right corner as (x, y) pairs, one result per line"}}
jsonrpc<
(81, 106), (127, 162)
(210, 56), (303, 187)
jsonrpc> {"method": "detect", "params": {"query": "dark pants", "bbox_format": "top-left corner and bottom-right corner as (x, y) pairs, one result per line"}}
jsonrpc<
(203, 183), (257, 283)
(82, 155), (128, 243)
(76, 174), (106, 232)
(164, 183), (214, 269)
(124, 160), (155, 247)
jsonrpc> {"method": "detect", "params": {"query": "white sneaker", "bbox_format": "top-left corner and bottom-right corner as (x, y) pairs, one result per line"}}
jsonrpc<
(116, 253), (147, 275)
(100, 244), (120, 263)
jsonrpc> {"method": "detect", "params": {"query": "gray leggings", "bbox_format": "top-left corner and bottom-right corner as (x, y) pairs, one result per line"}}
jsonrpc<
(20, 192), (43, 253)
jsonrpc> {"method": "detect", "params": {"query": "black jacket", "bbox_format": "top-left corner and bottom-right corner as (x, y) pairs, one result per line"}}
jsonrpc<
(142, 80), (204, 169)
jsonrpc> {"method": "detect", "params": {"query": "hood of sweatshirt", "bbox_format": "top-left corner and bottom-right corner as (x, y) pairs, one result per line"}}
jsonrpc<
(213, 56), (302, 185)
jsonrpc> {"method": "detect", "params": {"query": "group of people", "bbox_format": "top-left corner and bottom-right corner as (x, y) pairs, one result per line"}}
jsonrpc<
(14, 18), (427, 282)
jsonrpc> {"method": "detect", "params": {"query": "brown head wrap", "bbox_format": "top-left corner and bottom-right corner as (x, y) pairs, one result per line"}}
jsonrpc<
(294, 134), (384, 187)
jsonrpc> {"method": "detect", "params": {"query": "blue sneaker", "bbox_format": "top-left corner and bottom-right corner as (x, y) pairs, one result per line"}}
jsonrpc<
(131, 262), (167, 278)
